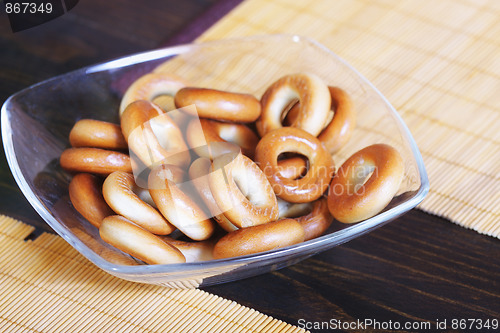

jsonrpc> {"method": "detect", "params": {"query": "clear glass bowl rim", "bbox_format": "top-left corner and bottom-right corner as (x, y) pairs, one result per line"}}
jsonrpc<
(2, 34), (429, 276)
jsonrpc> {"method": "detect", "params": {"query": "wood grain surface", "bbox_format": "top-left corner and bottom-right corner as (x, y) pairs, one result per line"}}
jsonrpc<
(1, 1), (499, 332)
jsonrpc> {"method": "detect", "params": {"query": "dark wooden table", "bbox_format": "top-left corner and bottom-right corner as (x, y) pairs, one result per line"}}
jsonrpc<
(1, 1), (499, 332)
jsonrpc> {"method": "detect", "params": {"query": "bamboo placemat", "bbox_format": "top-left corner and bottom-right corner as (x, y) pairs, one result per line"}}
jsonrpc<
(194, 0), (500, 237)
(0, 215), (305, 332)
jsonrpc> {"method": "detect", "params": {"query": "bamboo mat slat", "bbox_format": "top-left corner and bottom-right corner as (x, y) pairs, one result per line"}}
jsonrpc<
(195, 0), (500, 237)
(0, 215), (306, 332)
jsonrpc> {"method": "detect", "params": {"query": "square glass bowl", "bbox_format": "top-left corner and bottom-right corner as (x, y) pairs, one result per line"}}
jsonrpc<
(2, 35), (429, 288)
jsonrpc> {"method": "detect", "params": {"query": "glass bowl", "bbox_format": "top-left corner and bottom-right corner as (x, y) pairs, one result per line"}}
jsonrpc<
(2, 35), (429, 288)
